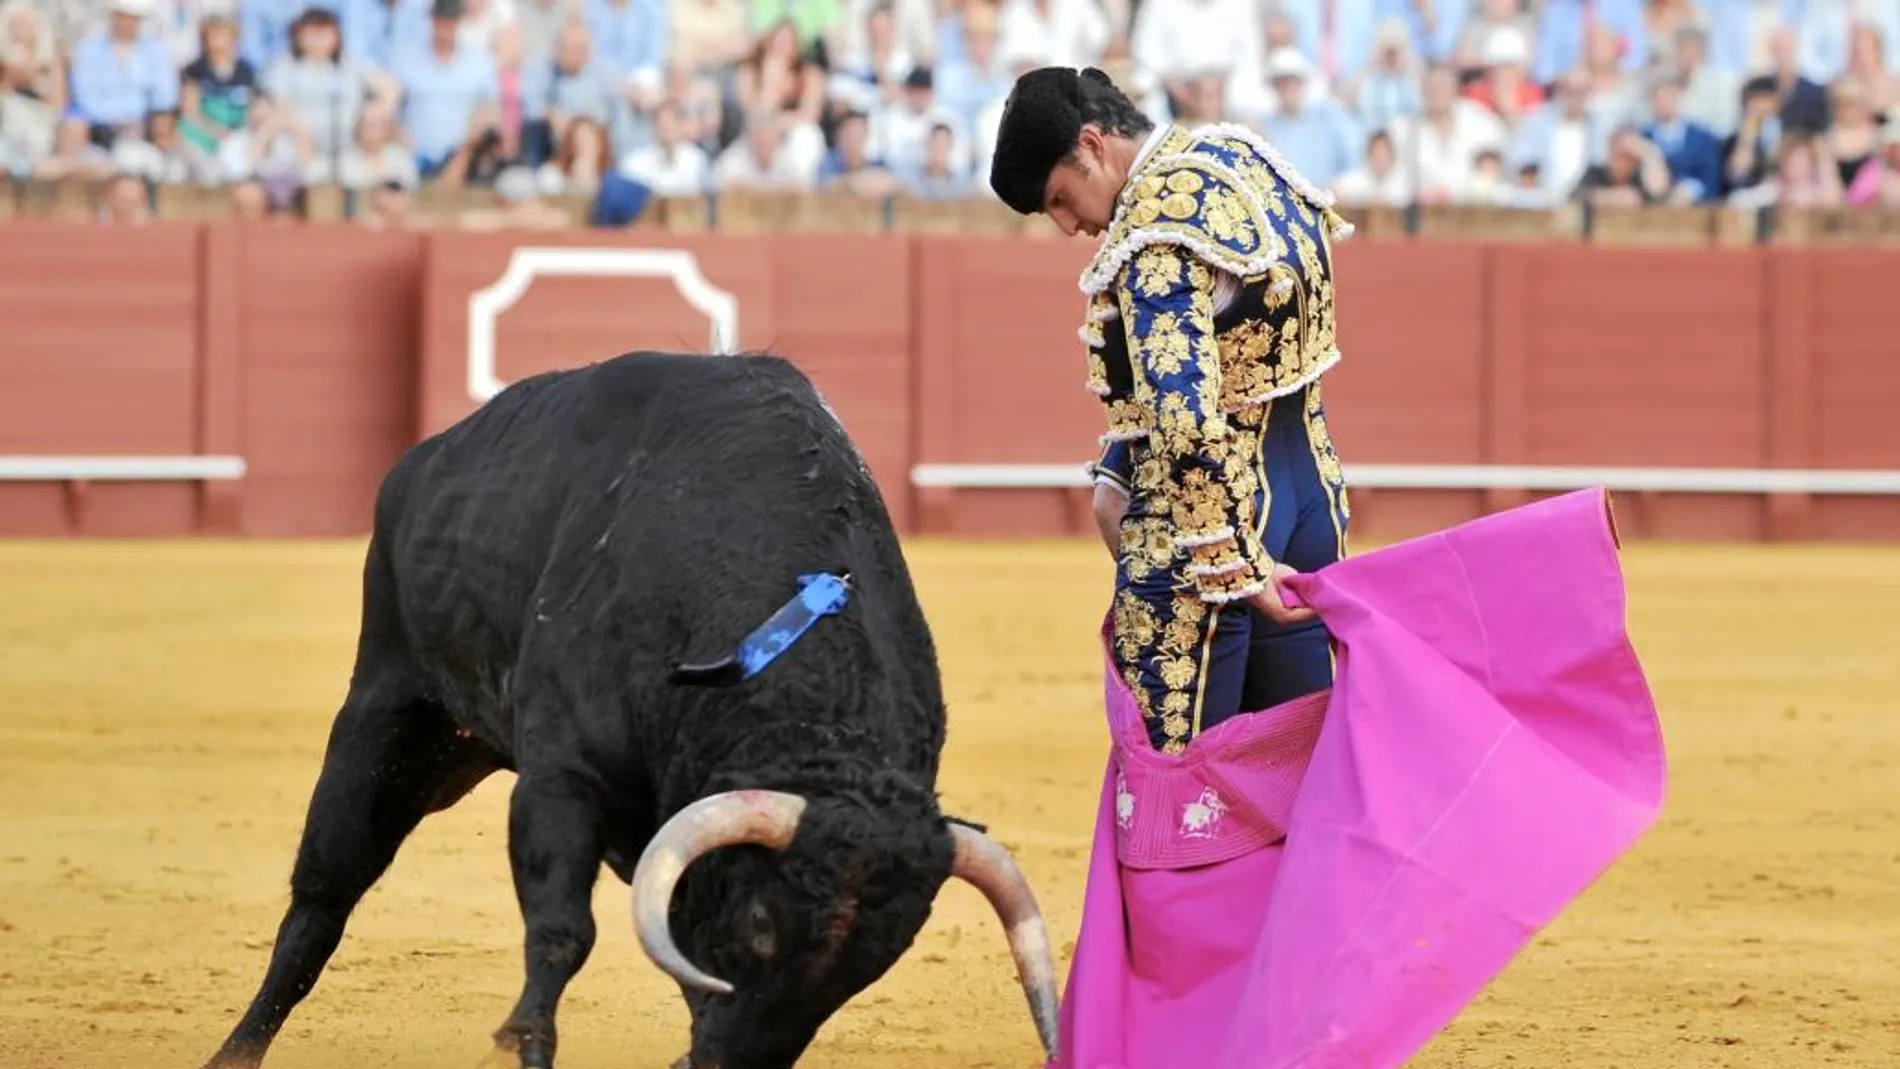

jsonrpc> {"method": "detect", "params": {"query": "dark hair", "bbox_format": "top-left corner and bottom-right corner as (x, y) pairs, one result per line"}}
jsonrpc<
(987, 66), (1153, 215)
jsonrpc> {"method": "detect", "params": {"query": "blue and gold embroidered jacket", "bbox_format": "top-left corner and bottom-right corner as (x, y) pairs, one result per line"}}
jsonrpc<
(1082, 122), (1352, 605)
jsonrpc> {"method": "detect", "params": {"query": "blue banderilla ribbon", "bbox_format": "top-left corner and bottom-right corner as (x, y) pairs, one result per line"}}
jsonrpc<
(668, 572), (853, 687)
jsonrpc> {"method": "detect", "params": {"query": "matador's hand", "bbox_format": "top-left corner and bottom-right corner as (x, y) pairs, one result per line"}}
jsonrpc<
(1247, 562), (1318, 626)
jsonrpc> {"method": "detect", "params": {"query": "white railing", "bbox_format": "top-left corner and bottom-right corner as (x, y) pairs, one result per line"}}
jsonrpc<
(0, 455), (247, 481)
(910, 463), (1900, 495)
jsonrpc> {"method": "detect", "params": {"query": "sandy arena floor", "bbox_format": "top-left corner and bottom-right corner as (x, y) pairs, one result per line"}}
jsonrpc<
(1, 535), (1897, 1068)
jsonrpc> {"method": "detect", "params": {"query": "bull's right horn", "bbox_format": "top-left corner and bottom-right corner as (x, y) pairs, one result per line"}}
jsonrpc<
(630, 790), (809, 995)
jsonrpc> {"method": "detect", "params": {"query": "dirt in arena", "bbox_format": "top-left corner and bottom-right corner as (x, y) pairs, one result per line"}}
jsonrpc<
(1, 537), (1896, 1067)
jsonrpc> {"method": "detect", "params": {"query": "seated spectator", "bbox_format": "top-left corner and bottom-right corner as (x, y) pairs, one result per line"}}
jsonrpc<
(1673, 24), (1738, 137)
(1330, 129), (1409, 207)
(1845, 125), (1900, 207)
(1580, 21), (1642, 132)
(35, 118), (115, 180)
(1758, 133), (1844, 209)
(0, 0), (62, 173)
(586, 0), (669, 112)
(737, 18), (826, 128)
(339, 0), (432, 72)
(1845, 22), (1899, 116)
(899, 115), (970, 198)
(1461, 25), (1543, 132)
(66, 0), (180, 153)
(395, 0), (502, 179)
(1530, 0), (1645, 86)
(838, 0), (935, 85)
(488, 21), (528, 159)
(513, 0), (568, 69)
(835, 1), (912, 100)
(537, 113), (611, 194)
(1720, 76), (1781, 202)
(1343, 17), (1421, 136)
(1450, 0), (1536, 75)
(1641, 71), (1723, 203)
(337, 102), (421, 189)
(817, 107), (898, 195)
(229, 176), (275, 219)
(995, 0), (1110, 71)
(1500, 158), (1558, 207)
(1507, 67), (1609, 202)
(1763, 26), (1829, 135)
(1166, 68), (1225, 122)
(1126, 0), (1261, 123)
(1637, 0), (1704, 71)
(218, 92), (312, 207)
(620, 99), (709, 195)
(660, 55), (721, 149)
(1825, 77), (1885, 189)
(179, 10), (257, 161)
(712, 108), (815, 190)
(1388, 62), (1504, 203)
(455, 0), (515, 52)
(1572, 126), (1668, 207)
(520, 21), (617, 165)
(872, 65), (936, 173)
(265, 7), (397, 180)
(970, 38), (1042, 180)
(114, 108), (221, 182)
(934, 1), (1012, 133)
(356, 177), (420, 227)
(1254, 48), (1361, 190)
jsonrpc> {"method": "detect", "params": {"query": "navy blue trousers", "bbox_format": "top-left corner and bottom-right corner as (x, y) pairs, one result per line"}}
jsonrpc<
(1101, 384), (1350, 753)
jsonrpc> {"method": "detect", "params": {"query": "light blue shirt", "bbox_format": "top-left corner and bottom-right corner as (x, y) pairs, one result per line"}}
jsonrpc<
(241, 0), (335, 71)
(1275, 0), (1456, 81)
(584, 0), (669, 85)
(339, 0), (431, 73)
(69, 33), (180, 126)
(520, 59), (618, 123)
(1260, 103), (1363, 190)
(1531, 0), (1647, 84)
(394, 43), (500, 162)
(933, 58), (1010, 134)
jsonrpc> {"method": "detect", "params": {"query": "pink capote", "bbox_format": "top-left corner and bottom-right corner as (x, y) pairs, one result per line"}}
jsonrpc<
(1051, 488), (1667, 1069)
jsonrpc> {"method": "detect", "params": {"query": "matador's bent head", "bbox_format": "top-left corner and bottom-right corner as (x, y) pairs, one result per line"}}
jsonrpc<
(987, 66), (1156, 239)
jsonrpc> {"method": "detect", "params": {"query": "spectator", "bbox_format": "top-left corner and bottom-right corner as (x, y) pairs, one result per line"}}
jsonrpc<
(1269, 0), (1391, 87)
(395, 0), (502, 180)
(0, 0), (63, 173)
(585, 0), (669, 110)
(1845, 22), (1899, 115)
(218, 92), (312, 207)
(1580, 21), (1643, 132)
(669, 0), (750, 71)
(537, 112), (610, 193)
(900, 114), (970, 198)
(1845, 124), (1900, 207)
(67, 0), (180, 153)
(1343, 17), (1422, 136)
(229, 175), (276, 217)
(114, 107), (219, 181)
(339, 0), (431, 72)
(1388, 62), (1505, 203)
(817, 106), (897, 195)
(1509, 67), (1608, 201)
(1464, 147), (1511, 203)
(1531, 0), (1645, 85)
(970, 38), (1040, 179)
(1166, 68), (1224, 122)
(1641, 71), (1723, 202)
(99, 170), (152, 221)
(265, 7), (395, 182)
(1254, 48), (1360, 189)
(872, 64), (935, 172)
(995, 0), (1109, 71)
(1794, 0), (1900, 85)
(1450, 0), (1536, 74)
(1763, 25), (1830, 134)
(1674, 24), (1738, 136)
(178, 11), (256, 160)
(712, 107), (815, 189)
(835, 1), (915, 99)
(1330, 128), (1410, 207)
(1824, 77), (1885, 189)
(356, 176), (418, 225)
(1461, 25), (1544, 132)
(455, 0), (514, 51)
(1704, 0), (1794, 78)
(488, 21), (527, 154)
(737, 18), (825, 127)
(748, 0), (842, 58)
(1573, 125), (1669, 206)
(1721, 75), (1780, 200)
(336, 101), (421, 189)
(520, 20), (616, 164)
(660, 54), (721, 149)
(838, 0), (934, 81)
(1637, 0), (1705, 71)
(1763, 132), (1845, 208)
(619, 97), (710, 194)
(1126, 0), (1260, 123)
(934, 0), (1011, 132)
(514, 0), (572, 68)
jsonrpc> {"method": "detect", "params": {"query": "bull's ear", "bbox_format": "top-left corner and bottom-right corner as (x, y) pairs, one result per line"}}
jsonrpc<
(942, 814), (989, 835)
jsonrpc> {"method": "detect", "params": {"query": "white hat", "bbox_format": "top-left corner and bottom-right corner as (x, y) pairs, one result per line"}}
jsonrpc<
(109, 0), (155, 17)
(1264, 47), (1310, 82)
(1480, 26), (1530, 67)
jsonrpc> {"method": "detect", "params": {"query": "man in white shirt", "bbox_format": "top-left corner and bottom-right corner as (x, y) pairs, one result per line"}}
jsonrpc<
(1383, 62), (1505, 203)
(1126, 0), (1262, 122)
(619, 98), (710, 195)
(711, 108), (815, 190)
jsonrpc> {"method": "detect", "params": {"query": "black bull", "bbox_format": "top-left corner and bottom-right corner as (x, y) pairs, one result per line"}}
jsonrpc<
(203, 352), (1061, 1069)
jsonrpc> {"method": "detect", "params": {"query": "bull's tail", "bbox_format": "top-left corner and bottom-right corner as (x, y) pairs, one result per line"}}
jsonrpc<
(667, 571), (852, 687)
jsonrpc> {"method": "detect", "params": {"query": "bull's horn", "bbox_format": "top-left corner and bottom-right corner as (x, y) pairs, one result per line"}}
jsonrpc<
(630, 790), (809, 995)
(948, 824), (1060, 1060)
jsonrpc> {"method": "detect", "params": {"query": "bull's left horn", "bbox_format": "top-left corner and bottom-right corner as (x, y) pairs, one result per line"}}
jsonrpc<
(630, 790), (809, 995)
(948, 825), (1060, 1060)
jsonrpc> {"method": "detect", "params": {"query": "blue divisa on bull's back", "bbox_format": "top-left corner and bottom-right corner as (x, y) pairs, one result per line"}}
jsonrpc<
(202, 350), (1060, 1069)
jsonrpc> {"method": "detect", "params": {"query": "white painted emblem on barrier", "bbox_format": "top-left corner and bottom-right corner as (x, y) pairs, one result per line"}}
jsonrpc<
(465, 246), (741, 404)
(1114, 771), (1136, 830)
(1180, 787), (1228, 840)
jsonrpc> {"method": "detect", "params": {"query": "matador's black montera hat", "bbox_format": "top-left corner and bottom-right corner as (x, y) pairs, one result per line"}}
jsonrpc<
(988, 66), (1115, 216)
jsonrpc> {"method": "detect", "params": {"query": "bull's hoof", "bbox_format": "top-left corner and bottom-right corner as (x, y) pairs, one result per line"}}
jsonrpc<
(478, 1032), (554, 1069)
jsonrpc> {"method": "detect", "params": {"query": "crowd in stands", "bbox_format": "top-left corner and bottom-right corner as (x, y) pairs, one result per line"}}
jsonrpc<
(2, 0), (1898, 225)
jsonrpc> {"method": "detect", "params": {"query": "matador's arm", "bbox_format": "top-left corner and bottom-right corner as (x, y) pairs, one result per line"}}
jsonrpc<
(1116, 243), (1270, 603)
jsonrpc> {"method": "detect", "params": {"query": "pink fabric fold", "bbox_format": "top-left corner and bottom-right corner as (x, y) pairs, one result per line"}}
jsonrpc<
(1051, 488), (1667, 1069)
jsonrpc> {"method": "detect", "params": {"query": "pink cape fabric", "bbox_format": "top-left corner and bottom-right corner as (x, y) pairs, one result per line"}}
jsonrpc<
(1050, 488), (1666, 1069)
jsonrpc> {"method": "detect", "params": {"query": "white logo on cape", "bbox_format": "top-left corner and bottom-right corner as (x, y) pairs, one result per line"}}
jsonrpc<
(1180, 787), (1228, 840)
(1114, 771), (1136, 830)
